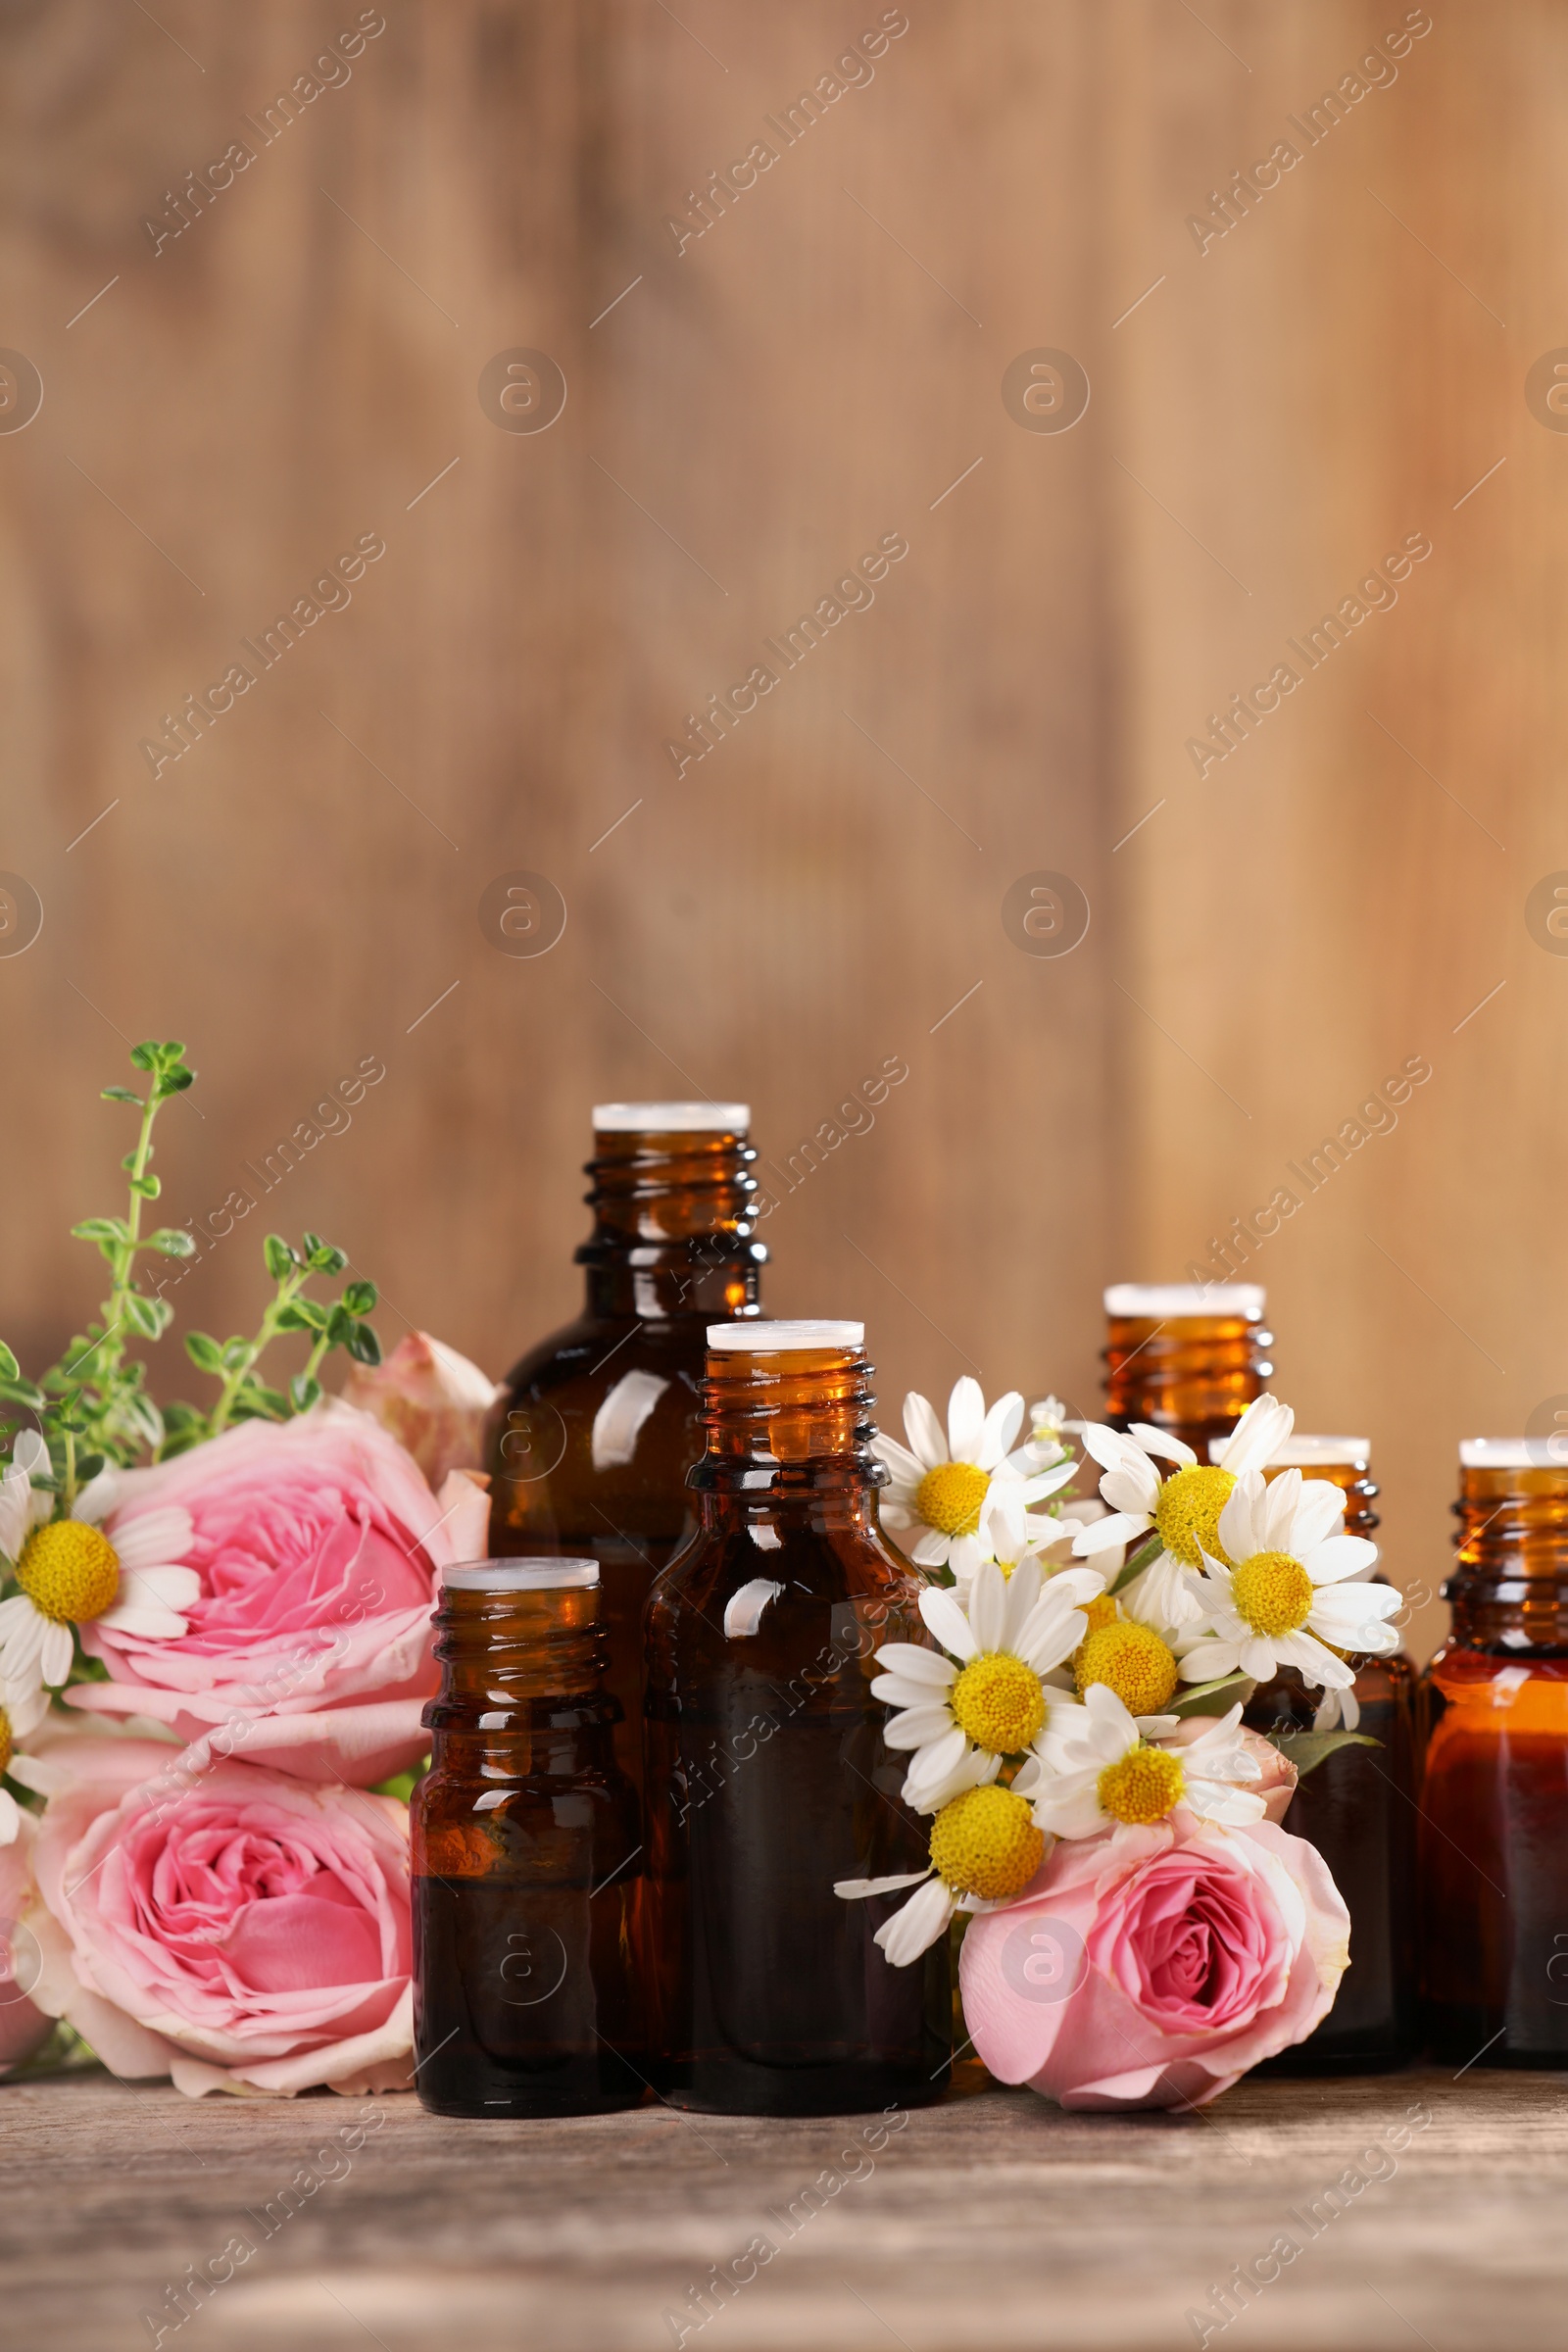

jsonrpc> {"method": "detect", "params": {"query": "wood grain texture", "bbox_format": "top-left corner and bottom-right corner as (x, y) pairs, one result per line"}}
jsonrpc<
(0, 2), (1560, 1663)
(0, 2067), (1560, 2349)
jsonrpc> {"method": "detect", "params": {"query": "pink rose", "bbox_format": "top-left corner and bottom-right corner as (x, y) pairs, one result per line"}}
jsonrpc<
(960, 1816), (1348, 2111)
(342, 1331), (501, 1491)
(68, 1401), (490, 1785)
(0, 1816), (54, 2075)
(26, 1736), (413, 2097)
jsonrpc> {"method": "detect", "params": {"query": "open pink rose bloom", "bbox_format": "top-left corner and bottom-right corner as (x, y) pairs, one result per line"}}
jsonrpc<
(26, 1737), (413, 2097)
(66, 1401), (489, 1786)
(960, 1816), (1349, 2112)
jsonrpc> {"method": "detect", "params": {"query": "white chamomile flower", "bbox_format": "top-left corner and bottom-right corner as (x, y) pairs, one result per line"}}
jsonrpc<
(1070, 1393), (1297, 1630)
(869, 1554), (1104, 1814)
(835, 1773), (1056, 1964)
(0, 1678), (48, 1844)
(1178, 1466), (1397, 1693)
(875, 1377), (1077, 1581)
(1312, 1685), (1360, 1733)
(1017, 1685), (1266, 1838)
(0, 1450), (199, 1698)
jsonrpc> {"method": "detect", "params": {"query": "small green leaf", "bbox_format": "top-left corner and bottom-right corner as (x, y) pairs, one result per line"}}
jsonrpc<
(72, 1217), (130, 1245)
(290, 1373), (322, 1413)
(1169, 1671), (1255, 1718)
(100, 1086), (142, 1104)
(325, 1301), (355, 1345)
(148, 1228), (196, 1257)
(342, 1281), (377, 1316)
(1268, 1730), (1382, 1777)
(0, 1377), (45, 1412)
(129, 1173), (162, 1200)
(345, 1319), (381, 1368)
(275, 1299), (328, 1335)
(155, 1066), (194, 1097)
(129, 1043), (160, 1072)
(0, 1342), (17, 1383)
(183, 1331), (225, 1374)
(220, 1339), (252, 1371)
(263, 1235), (297, 1282)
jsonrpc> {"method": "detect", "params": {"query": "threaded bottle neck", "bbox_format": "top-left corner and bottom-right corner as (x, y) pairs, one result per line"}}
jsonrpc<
(689, 1341), (887, 1507)
(423, 1580), (608, 1729)
(1103, 1309), (1271, 1450)
(1446, 1464), (1568, 1649)
(576, 1126), (765, 1318)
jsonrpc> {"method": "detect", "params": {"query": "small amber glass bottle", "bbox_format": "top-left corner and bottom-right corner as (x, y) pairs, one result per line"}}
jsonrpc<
(484, 1103), (765, 1806)
(1420, 1440), (1568, 2067)
(644, 1320), (951, 2115)
(412, 1559), (644, 2117)
(1232, 1437), (1419, 2072)
(1102, 1281), (1271, 1454)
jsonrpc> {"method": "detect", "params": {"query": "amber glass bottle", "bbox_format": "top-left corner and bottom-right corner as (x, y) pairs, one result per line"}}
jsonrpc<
(412, 1559), (644, 2117)
(644, 1320), (951, 2115)
(484, 1104), (764, 1805)
(1233, 1438), (1419, 2072)
(1102, 1281), (1271, 1453)
(1420, 1441), (1568, 2067)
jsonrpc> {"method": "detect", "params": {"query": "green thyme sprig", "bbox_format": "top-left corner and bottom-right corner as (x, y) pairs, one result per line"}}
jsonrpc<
(175, 1234), (379, 1445)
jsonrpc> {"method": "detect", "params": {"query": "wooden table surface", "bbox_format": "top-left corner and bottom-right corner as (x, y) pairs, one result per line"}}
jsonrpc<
(2, 2063), (1564, 2352)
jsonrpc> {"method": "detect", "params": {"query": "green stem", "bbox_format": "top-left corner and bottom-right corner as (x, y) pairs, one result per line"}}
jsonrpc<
(299, 1330), (332, 1394)
(208, 1271), (306, 1435)
(97, 1089), (163, 1392)
(62, 1425), (77, 1517)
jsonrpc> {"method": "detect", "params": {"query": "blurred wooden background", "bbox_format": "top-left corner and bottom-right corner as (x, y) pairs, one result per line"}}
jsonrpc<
(0, 0), (1557, 1658)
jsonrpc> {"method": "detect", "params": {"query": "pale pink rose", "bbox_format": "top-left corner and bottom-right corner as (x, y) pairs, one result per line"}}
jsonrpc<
(342, 1331), (501, 1491)
(960, 1816), (1348, 2112)
(26, 1736), (414, 2098)
(67, 1401), (489, 1785)
(1163, 1714), (1298, 1824)
(0, 1815), (54, 2074)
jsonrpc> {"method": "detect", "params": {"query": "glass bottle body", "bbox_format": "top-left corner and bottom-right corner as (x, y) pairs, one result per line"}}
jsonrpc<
(643, 1333), (952, 2116)
(1243, 1446), (1420, 2073)
(1102, 1280), (1270, 1455)
(1419, 1451), (1568, 2067)
(483, 1116), (764, 1805)
(412, 1564), (644, 2117)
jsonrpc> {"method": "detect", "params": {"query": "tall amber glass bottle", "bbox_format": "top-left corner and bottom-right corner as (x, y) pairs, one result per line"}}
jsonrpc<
(1420, 1440), (1568, 2067)
(412, 1559), (643, 2117)
(1234, 1437), (1419, 2072)
(1102, 1282), (1271, 1454)
(644, 1320), (951, 2115)
(484, 1104), (764, 1803)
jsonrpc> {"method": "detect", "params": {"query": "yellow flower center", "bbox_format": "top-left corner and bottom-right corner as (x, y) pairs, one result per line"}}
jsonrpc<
(1097, 1744), (1186, 1826)
(1075, 1619), (1179, 1715)
(1231, 1549), (1314, 1638)
(0, 1707), (11, 1780)
(1152, 1464), (1236, 1569)
(928, 1785), (1045, 1899)
(949, 1652), (1046, 1753)
(17, 1522), (121, 1624)
(913, 1460), (990, 1540)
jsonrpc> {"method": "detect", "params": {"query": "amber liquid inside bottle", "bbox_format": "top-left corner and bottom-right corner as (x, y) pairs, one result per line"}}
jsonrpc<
(1420, 1455), (1568, 2067)
(412, 1562), (644, 2117)
(1102, 1282), (1271, 1455)
(1240, 1448), (1419, 2073)
(644, 1329), (952, 2116)
(484, 1114), (764, 1807)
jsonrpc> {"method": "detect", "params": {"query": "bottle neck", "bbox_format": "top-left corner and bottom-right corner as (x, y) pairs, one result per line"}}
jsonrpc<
(689, 1344), (888, 1526)
(423, 1585), (618, 1768)
(1446, 1468), (1568, 1651)
(1102, 1311), (1270, 1452)
(576, 1126), (766, 1320)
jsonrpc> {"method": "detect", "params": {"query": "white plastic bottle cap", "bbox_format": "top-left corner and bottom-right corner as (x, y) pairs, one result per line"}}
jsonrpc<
(444, 1558), (600, 1590)
(1209, 1434), (1371, 1466)
(1104, 1282), (1265, 1317)
(593, 1102), (750, 1131)
(707, 1320), (865, 1351)
(1459, 1440), (1540, 1469)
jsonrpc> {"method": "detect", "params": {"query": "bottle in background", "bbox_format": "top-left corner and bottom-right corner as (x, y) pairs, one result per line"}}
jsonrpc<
(1102, 1281), (1271, 1455)
(643, 1319), (951, 2115)
(412, 1559), (643, 2117)
(1230, 1435), (1419, 2072)
(484, 1102), (764, 1802)
(1419, 1438), (1568, 2067)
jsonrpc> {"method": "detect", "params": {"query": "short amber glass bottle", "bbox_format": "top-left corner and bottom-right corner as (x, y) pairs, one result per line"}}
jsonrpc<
(1420, 1440), (1568, 2067)
(1232, 1437), (1419, 2072)
(643, 1320), (951, 2115)
(484, 1103), (765, 1805)
(1102, 1281), (1271, 1454)
(412, 1559), (644, 2117)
